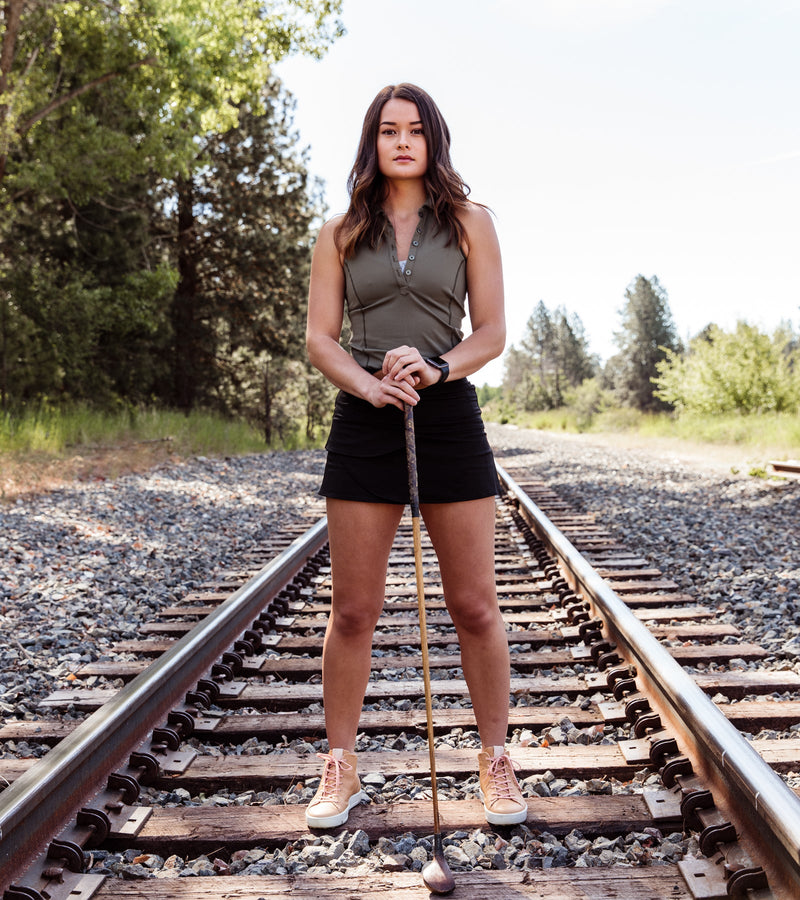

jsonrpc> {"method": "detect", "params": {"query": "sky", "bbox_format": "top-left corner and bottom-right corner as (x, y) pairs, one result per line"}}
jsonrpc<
(277, 0), (800, 385)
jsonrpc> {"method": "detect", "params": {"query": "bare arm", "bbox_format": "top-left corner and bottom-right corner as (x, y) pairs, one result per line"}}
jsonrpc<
(306, 218), (421, 409)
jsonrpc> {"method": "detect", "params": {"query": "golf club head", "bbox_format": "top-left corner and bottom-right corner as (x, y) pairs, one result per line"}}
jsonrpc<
(422, 834), (455, 895)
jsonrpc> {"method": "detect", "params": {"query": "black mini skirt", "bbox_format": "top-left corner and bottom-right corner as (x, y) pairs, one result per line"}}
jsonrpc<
(319, 378), (499, 504)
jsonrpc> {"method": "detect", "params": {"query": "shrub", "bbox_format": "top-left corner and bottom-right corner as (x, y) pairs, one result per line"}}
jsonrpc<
(653, 321), (799, 414)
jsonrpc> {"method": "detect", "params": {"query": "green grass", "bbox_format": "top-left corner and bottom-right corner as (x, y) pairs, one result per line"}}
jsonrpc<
(482, 403), (800, 459)
(0, 404), (273, 458)
(609, 409), (800, 452)
(4, 402), (799, 491)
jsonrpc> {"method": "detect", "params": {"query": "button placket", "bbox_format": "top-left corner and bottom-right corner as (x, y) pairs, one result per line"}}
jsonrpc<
(403, 218), (424, 279)
(391, 208), (425, 282)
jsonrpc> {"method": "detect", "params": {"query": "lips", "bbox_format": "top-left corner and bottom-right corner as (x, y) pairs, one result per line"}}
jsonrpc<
(394, 156), (414, 161)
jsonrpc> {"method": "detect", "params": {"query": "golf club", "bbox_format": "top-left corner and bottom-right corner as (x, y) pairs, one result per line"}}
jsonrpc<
(404, 402), (456, 895)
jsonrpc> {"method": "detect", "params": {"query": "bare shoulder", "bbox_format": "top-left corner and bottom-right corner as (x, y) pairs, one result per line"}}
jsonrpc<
(318, 213), (345, 241)
(313, 214), (346, 260)
(457, 201), (499, 257)
(461, 201), (494, 225)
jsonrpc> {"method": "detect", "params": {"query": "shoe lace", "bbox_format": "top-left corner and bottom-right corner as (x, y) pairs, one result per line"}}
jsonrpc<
(315, 752), (353, 801)
(486, 752), (521, 801)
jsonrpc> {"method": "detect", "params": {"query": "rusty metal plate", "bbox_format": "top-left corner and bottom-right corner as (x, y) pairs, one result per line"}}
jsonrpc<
(597, 700), (627, 723)
(678, 857), (728, 899)
(108, 805), (152, 838)
(644, 788), (683, 822)
(619, 738), (651, 764)
(216, 681), (248, 699)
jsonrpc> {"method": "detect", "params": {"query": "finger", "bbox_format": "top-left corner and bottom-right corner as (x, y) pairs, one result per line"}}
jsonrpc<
(382, 367), (415, 388)
(392, 358), (423, 383)
(381, 346), (411, 374)
(382, 376), (419, 405)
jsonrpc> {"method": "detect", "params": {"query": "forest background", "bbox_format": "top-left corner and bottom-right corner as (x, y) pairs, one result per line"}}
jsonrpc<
(1, 0), (798, 487)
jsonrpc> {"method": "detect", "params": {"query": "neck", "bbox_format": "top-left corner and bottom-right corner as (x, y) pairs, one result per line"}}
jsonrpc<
(383, 178), (427, 218)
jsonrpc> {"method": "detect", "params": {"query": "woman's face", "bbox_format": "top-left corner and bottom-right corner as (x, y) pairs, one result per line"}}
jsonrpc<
(376, 98), (428, 181)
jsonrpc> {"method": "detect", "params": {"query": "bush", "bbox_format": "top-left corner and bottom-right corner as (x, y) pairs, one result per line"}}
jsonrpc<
(653, 321), (799, 414)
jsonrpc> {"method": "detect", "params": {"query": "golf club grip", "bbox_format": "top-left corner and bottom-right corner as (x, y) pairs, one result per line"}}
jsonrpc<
(404, 403), (420, 517)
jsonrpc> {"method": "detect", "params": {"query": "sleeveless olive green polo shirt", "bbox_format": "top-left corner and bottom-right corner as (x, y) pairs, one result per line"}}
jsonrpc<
(343, 205), (466, 368)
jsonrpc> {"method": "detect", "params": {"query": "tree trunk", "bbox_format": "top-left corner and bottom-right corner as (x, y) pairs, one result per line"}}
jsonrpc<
(263, 357), (272, 444)
(0, 0), (25, 186)
(0, 291), (8, 410)
(171, 177), (200, 411)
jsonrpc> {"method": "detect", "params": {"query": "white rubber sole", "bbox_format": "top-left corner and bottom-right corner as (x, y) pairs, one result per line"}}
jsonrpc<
(479, 790), (528, 826)
(305, 789), (369, 829)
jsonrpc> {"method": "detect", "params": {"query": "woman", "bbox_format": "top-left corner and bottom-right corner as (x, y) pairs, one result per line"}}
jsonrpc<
(305, 83), (526, 829)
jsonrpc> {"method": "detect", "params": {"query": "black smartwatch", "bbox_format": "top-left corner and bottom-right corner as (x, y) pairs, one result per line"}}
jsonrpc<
(424, 356), (449, 383)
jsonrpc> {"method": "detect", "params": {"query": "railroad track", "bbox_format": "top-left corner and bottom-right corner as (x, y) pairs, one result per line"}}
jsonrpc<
(2, 455), (800, 899)
(769, 460), (800, 477)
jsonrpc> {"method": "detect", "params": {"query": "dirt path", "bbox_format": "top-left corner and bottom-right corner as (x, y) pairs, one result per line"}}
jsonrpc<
(1, 441), (183, 502)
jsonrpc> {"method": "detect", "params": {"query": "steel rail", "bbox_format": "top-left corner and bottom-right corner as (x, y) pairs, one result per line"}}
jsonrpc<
(497, 463), (800, 886)
(0, 517), (329, 890)
(769, 459), (800, 476)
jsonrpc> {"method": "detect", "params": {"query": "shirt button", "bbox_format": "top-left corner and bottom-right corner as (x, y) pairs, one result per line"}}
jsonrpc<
(405, 269), (412, 276)
(408, 255), (415, 261)
(412, 240), (419, 246)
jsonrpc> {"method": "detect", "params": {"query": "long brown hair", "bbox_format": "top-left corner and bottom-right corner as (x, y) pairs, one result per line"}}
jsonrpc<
(336, 84), (472, 258)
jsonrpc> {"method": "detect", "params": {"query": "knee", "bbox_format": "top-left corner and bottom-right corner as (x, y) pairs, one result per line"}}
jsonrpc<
(447, 593), (502, 636)
(328, 600), (382, 639)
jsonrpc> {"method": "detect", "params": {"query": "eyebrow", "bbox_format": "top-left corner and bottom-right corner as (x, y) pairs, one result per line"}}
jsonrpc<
(380, 120), (423, 126)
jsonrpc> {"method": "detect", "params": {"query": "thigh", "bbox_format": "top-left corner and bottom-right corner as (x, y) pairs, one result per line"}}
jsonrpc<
(420, 497), (498, 603)
(326, 498), (405, 608)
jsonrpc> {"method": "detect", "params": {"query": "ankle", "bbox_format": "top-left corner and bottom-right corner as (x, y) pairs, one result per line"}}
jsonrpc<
(481, 745), (507, 756)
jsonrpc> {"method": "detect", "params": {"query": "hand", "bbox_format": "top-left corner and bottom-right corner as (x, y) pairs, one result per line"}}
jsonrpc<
(381, 345), (440, 391)
(363, 368), (420, 411)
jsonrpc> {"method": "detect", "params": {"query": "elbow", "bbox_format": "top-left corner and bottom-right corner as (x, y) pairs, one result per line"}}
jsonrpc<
(306, 332), (323, 370)
(488, 323), (506, 361)
(307, 330), (339, 374)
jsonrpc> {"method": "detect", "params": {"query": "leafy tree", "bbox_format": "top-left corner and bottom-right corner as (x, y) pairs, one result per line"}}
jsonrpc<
(605, 275), (682, 411)
(500, 345), (533, 408)
(653, 320), (800, 414)
(551, 307), (596, 402)
(0, 0), (343, 193)
(1, 61), (182, 407)
(0, 0), (343, 419)
(3, 157), (177, 406)
(161, 81), (331, 439)
(305, 365), (336, 441)
(503, 300), (596, 410)
(476, 383), (501, 407)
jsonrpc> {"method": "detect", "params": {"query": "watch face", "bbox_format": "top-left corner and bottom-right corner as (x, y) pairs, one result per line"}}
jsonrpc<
(426, 357), (448, 382)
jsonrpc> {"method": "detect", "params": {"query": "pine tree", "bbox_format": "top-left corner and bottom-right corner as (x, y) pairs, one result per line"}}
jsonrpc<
(606, 275), (682, 412)
(504, 301), (596, 410)
(164, 80), (330, 439)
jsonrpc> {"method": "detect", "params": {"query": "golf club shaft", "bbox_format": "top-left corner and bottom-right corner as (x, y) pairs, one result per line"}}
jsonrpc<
(404, 403), (442, 834)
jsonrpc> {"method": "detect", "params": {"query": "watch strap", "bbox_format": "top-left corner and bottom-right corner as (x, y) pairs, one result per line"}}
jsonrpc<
(424, 356), (449, 383)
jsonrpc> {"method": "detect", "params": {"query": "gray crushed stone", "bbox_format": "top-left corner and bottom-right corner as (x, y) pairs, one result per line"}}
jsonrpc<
(2, 426), (798, 878)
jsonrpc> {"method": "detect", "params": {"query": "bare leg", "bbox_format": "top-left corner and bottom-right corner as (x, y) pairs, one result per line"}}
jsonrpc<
(322, 498), (405, 750)
(421, 497), (509, 746)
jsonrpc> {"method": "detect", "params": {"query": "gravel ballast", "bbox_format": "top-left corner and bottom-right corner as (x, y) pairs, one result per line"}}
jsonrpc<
(2, 425), (799, 878)
(486, 424), (800, 666)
